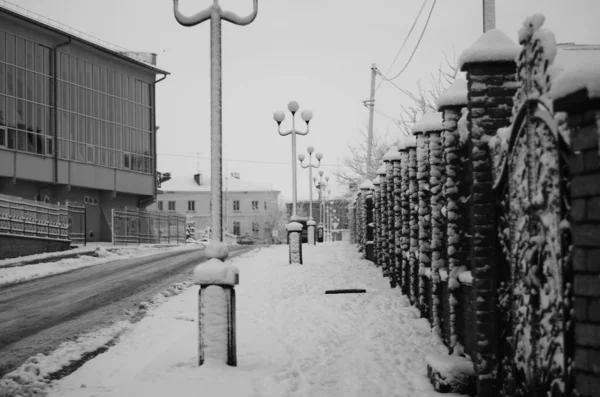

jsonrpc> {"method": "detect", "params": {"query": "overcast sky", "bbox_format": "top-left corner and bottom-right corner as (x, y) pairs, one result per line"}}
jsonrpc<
(10, 0), (600, 201)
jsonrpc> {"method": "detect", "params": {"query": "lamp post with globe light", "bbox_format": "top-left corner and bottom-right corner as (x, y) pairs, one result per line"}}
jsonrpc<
(313, 171), (328, 242)
(299, 146), (322, 245)
(273, 101), (313, 220)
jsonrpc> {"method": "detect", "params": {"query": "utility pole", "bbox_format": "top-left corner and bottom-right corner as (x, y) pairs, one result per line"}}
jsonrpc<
(482, 0), (495, 32)
(365, 63), (377, 176)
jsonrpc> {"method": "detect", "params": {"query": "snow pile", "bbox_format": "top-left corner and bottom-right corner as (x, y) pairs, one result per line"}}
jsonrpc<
(0, 245), (193, 287)
(285, 222), (303, 232)
(359, 179), (374, 190)
(426, 353), (475, 394)
(46, 243), (459, 397)
(549, 64), (600, 101)
(517, 14), (557, 61)
(193, 258), (239, 286)
(376, 164), (387, 175)
(382, 146), (401, 161)
(459, 28), (520, 69)
(457, 108), (470, 146)
(436, 78), (468, 110)
(0, 247), (97, 268)
(412, 112), (444, 134)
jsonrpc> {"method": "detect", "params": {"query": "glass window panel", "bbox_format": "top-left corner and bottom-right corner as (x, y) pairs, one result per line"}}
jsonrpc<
(26, 40), (34, 70)
(6, 65), (14, 96)
(79, 86), (85, 113)
(26, 71), (34, 101)
(87, 89), (92, 115)
(0, 64), (4, 94)
(136, 80), (142, 103)
(69, 57), (76, 83)
(100, 67), (107, 93)
(129, 78), (135, 101)
(42, 47), (50, 75)
(60, 53), (69, 80)
(115, 73), (121, 97)
(92, 65), (99, 90)
(77, 59), (85, 85)
(6, 96), (15, 127)
(43, 76), (50, 105)
(34, 44), (44, 73)
(70, 112), (77, 141)
(0, 95), (4, 126)
(26, 101), (34, 131)
(7, 128), (15, 149)
(26, 131), (35, 152)
(71, 83), (78, 114)
(17, 130), (26, 151)
(77, 143), (85, 162)
(36, 133), (44, 154)
(16, 99), (25, 128)
(108, 148), (115, 167)
(42, 105), (50, 135)
(107, 70), (114, 95)
(35, 104), (43, 133)
(34, 73), (43, 102)
(0, 31), (5, 62)
(99, 120), (106, 147)
(108, 96), (114, 122)
(60, 111), (69, 139)
(16, 68), (25, 99)
(85, 62), (92, 88)
(101, 94), (107, 120)
(6, 33), (15, 64)
(122, 75), (128, 100)
(16, 37), (25, 67)
(78, 115), (85, 143)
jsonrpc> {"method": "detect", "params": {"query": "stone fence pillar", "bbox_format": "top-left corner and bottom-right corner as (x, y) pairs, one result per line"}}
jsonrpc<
(193, 243), (238, 366)
(359, 179), (375, 262)
(372, 177), (381, 266)
(286, 221), (303, 264)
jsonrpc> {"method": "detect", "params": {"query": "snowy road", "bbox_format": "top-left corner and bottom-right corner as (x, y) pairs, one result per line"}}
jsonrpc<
(0, 245), (253, 377)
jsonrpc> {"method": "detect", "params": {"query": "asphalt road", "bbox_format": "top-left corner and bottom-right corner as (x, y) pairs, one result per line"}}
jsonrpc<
(0, 245), (254, 377)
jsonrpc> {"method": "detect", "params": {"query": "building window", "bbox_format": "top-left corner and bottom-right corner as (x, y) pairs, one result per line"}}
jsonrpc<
(86, 144), (95, 163)
(157, 201), (163, 211)
(252, 200), (258, 211)
(123, 152), (131, 169)
(0, 127), (6, 148)
(46, 136), (53, 155)
(188, 200), (195, 211)
(252, 221), (259, 236)
(168, 201), (175, 211)
(233, 200), (240, 211)
(233, 221), (240, 236)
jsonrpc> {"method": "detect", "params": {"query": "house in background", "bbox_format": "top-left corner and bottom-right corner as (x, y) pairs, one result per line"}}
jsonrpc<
(147, 173), (281, 240)
(0, 3), (168, 242)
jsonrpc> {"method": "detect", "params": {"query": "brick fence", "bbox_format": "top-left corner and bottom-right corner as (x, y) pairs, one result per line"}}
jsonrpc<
(350, 16), (600, 397)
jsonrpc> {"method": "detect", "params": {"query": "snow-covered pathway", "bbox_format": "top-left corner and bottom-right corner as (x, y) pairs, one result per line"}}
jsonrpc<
(47, 243), (461, 397)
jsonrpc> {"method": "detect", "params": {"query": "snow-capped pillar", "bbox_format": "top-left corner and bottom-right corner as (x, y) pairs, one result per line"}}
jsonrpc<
(408, 139), (419, 305)
(356, 190), (365, 252)
(553, 71), (600, 397)
(286, 221), (303, 264)
(399, 140), (414, 297)
(437, 78), (469, 352)
(359, 179), (375, 262)
(392, 155), (403, 288)
(307, 220), (316, 245)
(372, 177), (381, 266)
(194, 243), (238, 366)
(459, 28), (519, 395)
(376, 166), (388, 275)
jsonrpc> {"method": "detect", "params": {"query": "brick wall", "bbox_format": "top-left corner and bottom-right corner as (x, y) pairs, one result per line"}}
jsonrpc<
(0, 234), (71, 260)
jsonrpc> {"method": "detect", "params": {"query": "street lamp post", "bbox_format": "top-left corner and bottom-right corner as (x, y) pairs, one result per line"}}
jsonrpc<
(274, 102), (313, 219)
(313, 171), (328, 243)
(173, 0), (258, 368)
(299, 146), (322, 245)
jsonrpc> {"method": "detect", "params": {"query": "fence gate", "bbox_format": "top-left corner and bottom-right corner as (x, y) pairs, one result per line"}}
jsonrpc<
(494, 105), (571, 396)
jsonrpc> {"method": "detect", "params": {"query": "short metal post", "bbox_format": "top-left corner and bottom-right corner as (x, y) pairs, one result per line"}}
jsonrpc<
(286, 221), (303, 264)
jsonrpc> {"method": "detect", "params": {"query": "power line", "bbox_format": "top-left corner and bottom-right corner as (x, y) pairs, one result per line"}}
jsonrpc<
(157, 152), (348, 168)
(381, 0), (438, 82)
(375, 0), (429, 92)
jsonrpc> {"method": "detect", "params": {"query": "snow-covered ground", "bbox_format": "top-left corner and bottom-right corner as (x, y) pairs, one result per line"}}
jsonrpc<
(0, 244), (196, 287)
(16, 242), (463, 397)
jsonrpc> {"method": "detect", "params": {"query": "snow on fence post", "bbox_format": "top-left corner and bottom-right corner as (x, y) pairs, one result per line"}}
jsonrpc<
(459, 28), (519, 395)
(359, 179), (375, 262)
(372, 177), (382, 266)
(286, 221), (303, 264)
(436, 78), (469, 353)
(193, 243), (238, 366)
(399, 139), (413, 297)
(408, 137), (419, 305)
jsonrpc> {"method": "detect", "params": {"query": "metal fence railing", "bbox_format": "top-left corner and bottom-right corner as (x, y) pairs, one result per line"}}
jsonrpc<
(0, 193), (70, 240)
(111, 207), (186, 245)
(66, 202), (86, 245)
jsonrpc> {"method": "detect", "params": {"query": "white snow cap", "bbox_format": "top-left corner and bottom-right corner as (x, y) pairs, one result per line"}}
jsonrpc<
(403, 135), (417, 148)
(550, 64), (600, 101)
(359, 179), (374, 190)
(372, 176), (381, 185)
(382, 146), (401, 161)
(194, 258), (239, 286)
(436, 78), (468, 110)
(286, 221), (303, 231)
(459, 28), (520, 69)
(376, 164), (387, 175)
(412, 112), (444, 134)
(204, 241), (229, 261)
(307, 220), (316, 226)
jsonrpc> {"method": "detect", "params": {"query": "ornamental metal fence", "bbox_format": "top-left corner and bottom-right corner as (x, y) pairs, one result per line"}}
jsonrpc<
(111, 207), (186, 245)
(0, 193), (70, 240)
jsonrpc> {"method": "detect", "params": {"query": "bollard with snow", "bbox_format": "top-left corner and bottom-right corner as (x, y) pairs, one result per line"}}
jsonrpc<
(286, 221), (303, 264)
(193, 242), (239, 366)
(307, 220), (316, 245)
(317, 224), (324, 243)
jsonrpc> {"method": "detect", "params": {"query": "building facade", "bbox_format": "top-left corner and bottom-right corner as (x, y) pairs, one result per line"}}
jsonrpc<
(0, 4), (168, 241)
(147, 174), (281, 240)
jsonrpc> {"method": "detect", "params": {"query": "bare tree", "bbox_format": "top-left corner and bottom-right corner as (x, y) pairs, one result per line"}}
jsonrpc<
(260, 202), (288, 243)
(334, 54), (458, 193)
